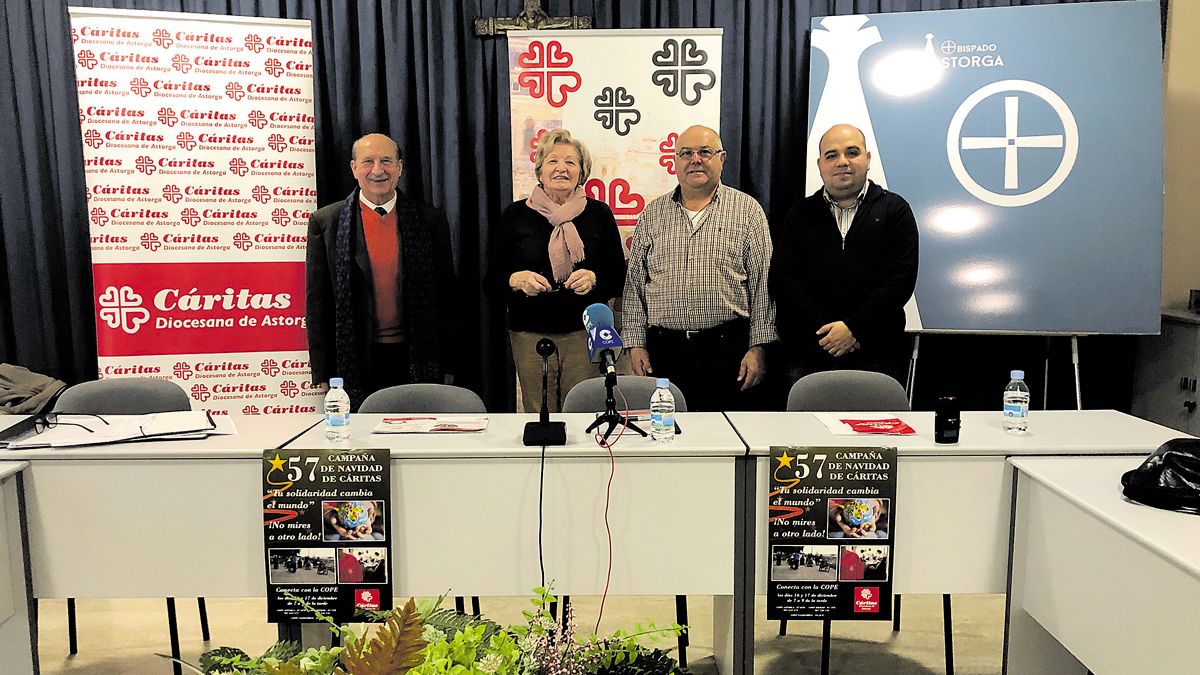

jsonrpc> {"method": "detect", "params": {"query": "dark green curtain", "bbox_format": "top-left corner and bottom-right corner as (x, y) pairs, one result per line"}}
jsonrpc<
(0, 0), (1165, 411)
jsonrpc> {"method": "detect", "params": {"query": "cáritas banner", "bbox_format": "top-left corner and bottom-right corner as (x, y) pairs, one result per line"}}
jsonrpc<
(69, 7), (320, 415)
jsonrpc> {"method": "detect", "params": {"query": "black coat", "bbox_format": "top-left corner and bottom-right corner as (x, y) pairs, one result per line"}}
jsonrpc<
(770, 181), (918, 367)
(305, 192), (459, 385)
(486, 197), (626, 334)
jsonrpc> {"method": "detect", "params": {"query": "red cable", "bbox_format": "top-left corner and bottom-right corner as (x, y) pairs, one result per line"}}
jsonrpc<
(594, 434), (616, 635)
(593, 384), (629, 632)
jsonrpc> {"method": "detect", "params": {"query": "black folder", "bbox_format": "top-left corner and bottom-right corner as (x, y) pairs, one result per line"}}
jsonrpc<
(0, 384), (66, 446)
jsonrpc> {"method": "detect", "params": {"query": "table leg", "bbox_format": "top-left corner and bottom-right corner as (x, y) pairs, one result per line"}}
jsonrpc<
(1003, 472), (1088, 675)
(734, 454), (754, 674)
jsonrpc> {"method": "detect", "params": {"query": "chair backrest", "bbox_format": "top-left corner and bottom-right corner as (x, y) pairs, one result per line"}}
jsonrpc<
(53, 377), (192, 414)
(562, 375), (689, 413)
(786, 370), (910, 412)
(358, 383), (487, 413)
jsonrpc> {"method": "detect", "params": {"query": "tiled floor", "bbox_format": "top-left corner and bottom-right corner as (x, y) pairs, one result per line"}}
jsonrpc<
(36, 593), (1005, 674)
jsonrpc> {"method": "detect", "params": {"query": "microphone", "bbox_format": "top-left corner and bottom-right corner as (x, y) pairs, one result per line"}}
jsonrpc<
(523, 337), (566, 446)
(582, 303), (623, 375)
(535, 338), (556, 425)
(580, 303), (649, 441)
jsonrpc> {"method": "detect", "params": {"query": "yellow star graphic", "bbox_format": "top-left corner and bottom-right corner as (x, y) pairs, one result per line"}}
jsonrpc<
(268, 452), (287, 472)
(777, 449), (794, 469)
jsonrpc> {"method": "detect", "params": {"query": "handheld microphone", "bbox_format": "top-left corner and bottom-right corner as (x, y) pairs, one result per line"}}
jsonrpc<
(582, 303), (623, 375)
(580, 303), (650, 441)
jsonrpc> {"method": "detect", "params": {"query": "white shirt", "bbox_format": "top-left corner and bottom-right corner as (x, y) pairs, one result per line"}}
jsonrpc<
(681, 206), (710, 231)
(359, 191), (397, 214)
(823, 182), (869, 242)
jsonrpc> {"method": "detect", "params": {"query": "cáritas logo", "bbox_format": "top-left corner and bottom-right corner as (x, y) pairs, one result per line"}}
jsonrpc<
(97, 284), (293, 335)
(98, 286), (151, 334)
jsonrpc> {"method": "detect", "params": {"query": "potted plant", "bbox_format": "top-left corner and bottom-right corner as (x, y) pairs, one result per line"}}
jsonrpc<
(161, 586), (690, 675)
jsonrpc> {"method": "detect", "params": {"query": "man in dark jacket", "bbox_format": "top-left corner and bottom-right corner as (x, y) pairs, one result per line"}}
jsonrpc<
(305, 133), (458, 404)
(770, 124), (918, 385)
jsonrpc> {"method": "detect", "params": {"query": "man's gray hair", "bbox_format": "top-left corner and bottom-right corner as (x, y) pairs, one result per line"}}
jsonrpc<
(350, 134), (402, 161)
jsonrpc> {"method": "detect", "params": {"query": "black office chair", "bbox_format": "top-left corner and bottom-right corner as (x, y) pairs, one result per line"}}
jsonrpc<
(358, 383), (486, 617)
(51, 377), (203, 672)
(562, 375), (692, 668)
(784, 370), (953, 675)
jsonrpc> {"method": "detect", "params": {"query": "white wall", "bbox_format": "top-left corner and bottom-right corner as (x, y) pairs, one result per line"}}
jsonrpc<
(1162, 1), (1200, 309)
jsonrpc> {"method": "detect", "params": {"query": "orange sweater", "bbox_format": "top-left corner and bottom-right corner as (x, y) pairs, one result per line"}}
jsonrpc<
(360, 202), (402, 343)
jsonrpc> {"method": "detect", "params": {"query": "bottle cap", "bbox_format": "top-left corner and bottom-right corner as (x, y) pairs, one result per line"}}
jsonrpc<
(1011, 370), (1024, 379)
(330, 377), (344, 387)
(655, 378), (670, 388)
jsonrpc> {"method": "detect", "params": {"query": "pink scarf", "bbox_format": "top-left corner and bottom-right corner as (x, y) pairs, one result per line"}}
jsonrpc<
(527, 186), (587, 282)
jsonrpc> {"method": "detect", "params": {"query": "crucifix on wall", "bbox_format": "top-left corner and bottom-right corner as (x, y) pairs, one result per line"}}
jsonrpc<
(474, 0), (592, 36)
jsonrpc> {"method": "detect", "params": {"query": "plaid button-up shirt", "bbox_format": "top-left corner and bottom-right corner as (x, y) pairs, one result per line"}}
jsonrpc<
(622, 183), (777, 348)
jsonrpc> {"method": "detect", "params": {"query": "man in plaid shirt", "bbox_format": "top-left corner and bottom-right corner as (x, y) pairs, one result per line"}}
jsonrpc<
(622, 125), (777, 411)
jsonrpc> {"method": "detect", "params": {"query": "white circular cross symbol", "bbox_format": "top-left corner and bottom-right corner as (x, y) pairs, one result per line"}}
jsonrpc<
(946, 79), (1078, 208)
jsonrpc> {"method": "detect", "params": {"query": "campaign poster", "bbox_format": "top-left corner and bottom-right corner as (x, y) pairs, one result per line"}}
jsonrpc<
(263, 448), (391, 622)
(767, 446), (897, 621)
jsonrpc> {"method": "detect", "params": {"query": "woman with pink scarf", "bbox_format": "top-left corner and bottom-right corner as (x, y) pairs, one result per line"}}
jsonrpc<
(487, 130), (626, 412)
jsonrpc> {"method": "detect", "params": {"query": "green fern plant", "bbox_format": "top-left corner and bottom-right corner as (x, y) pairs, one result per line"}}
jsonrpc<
(333, 598), (426, 675)
(419, 605), (503, 644)
(159, 587), (688, 675)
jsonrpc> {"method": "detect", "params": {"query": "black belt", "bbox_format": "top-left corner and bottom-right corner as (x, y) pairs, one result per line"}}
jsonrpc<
(647, 319), (749, 345)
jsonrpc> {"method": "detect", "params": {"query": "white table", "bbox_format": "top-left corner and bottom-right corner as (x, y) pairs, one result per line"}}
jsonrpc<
(286, 412), (748, 673)
(10, 410), (747, 671)
(16, 409), (1180, 675)
(724, 410), (1187, 673)
(14, 414), (320, 599)
(284, 412), (744, 596)
(10, 411), (747, 668)
(0, 460), (33, 674)
(1005, 456), (1200, 675)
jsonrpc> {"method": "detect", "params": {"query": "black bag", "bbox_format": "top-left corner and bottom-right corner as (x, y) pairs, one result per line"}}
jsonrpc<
(1120, 438), (1200, 515)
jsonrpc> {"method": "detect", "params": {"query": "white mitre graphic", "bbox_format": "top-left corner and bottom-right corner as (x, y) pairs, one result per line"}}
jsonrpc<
(807, 15), (887, 195)
(807, 15), (924, 330)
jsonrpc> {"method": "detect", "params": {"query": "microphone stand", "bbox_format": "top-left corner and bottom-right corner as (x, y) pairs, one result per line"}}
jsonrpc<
(584, 350), (647, 442)
(523, 341), (566, 446)
(540, 356), (551, 424)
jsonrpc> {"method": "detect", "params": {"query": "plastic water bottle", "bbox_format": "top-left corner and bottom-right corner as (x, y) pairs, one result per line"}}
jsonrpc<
(1003, 370), (1030, 434)
(650, 378), (675, 443)
(324, 377), (351, 441)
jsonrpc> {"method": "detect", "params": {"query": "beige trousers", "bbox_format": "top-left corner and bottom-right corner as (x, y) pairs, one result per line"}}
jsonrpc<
(510, 329), (594, 413)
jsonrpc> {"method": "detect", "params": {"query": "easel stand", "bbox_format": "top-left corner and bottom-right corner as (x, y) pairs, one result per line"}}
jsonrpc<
(906, 334), (920, 406)
(1072, 335), (1083, 410)
(584, 370), (646, 442)
(909, 333), (1084, 411)
(1040, 335), (1085, 411)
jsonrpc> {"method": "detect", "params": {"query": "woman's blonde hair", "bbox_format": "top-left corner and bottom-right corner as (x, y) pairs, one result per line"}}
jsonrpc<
(533, 129), (592, 185)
